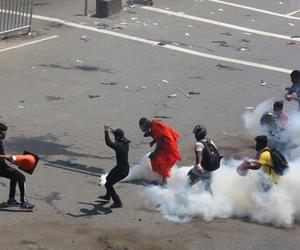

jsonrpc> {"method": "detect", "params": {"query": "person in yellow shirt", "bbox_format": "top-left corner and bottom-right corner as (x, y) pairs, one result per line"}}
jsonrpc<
(243, 135), (280, 191)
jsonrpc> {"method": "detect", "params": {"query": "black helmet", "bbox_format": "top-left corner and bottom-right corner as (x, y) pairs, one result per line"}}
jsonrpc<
(193, 125), (207, 140)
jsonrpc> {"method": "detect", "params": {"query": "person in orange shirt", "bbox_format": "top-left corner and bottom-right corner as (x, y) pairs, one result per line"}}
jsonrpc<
(139, 118), (181, 185)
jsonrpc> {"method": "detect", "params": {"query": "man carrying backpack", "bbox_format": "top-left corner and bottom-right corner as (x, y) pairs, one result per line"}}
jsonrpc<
(187, 125), (221, 194)
(242, 135), (288, 191)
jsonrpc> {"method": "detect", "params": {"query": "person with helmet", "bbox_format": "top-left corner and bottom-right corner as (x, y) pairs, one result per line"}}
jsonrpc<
(99, 124), (130, 208)
(139, 117), (181, 185)
(187, 125), (219, 194)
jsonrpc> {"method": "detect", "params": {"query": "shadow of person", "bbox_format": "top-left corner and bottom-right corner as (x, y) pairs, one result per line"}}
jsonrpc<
(0, 203), (33, 213)
(67, 200), (112, 217)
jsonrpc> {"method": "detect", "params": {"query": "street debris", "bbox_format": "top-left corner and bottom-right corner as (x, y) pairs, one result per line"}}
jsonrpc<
(168, 94), (177, 98)
(211, 40), (229, 47)
(75, 59), (83, 63)
(18, 105), (25, 109)
(245, 106), (255, 110)
(98, 23), (109, 29)
(289, 23), (295, 27)
(100, 82), (119, 85)
(221, 32), (232, 36)
(80, 35), (89, 42)
(176, 88), (191, 99)
(287, 41), (297, 45)
(185, 33), (191, 37)
(88, 95), (100, 99)
(162, 80), (169, 83)
(188, 91), (200, 95)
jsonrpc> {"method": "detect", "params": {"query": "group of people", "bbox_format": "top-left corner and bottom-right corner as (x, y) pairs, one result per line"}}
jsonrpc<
(1, 70), (299, 209)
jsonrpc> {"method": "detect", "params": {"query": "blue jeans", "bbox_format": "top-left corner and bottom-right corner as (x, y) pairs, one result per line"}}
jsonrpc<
(188, 170), (212, 195)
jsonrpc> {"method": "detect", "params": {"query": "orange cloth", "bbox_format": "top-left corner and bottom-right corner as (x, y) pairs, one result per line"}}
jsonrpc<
(150, 120), (181, 177)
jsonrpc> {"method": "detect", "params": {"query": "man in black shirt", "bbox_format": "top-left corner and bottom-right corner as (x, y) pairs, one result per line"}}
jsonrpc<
(0, 123), (34, 209)
(99, 124), (130, 208)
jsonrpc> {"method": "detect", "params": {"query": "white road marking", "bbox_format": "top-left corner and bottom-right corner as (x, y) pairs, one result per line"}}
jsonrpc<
(286, 9), (300, 16)
(0, 35), (58, 53)
(31, 14), (292, 74)
(142, 6), (300, 42)
(207, 0), (300, 20)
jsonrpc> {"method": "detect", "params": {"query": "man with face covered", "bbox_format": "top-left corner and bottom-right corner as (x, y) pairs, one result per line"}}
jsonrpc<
(99, 124), (130, 208)
(139, 118), (181, 185)
(242, 135), (280, 191)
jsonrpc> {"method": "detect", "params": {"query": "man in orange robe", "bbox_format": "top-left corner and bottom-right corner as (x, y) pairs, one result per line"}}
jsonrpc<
(139, 118), (181, 184)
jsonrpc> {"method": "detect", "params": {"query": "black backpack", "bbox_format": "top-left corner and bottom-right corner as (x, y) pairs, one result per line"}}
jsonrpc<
(201, 139), (221, 172)
(265, 148), (289, 176)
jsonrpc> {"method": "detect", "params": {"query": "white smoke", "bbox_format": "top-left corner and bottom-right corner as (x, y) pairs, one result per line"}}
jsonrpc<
(140, 157), (300, 228)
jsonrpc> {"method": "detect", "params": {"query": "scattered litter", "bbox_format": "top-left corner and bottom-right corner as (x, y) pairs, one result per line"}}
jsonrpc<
(221, 32), (232, 36)
(153, 23), (159, 26)
(158, 41), (168, 46)
(141, 86), (146, 89)
(98, 23), (109, 29)
(112, 25), (124, 31)
(28, 32), (37, 37)
(185, 33), (191, 37)
(46, 96), (63, 101)
(120, 22), (128, 25)
(287, 41), (297, 45)
(218, 8), (223, 11)
(88, 95), (100, 99)
(162, 80), (169, 83)
(239, 47), (247, 51)
(100, 82), (119, 85)
(291, 35), (300, 38)
(75, 59), (83, 63)
(188, 91), (200, 95)
(18, 105), (24, 109)
(125, 86), (129, 89)
(131, 17), (138, 20)
(243, 32), (252, 35)
(153, 115), (171, 119)
(240, 39), (250, 43)
(129, 5), (135, 8)
(176, 88), (191, 99)
(80, 35), (89, 42)
(211, 40), (229, 47)
(168, 94), (177, 98)
(289, 23), (295, 27)
(260, 80), (271, 86)
(19, 100), (24, 103)
(32, 66), (35, 69)
(245, 106), (255, 110)
(250, 19), (255, 22)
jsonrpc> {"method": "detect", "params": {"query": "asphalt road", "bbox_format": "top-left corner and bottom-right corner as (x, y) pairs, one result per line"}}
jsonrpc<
(0, 0), (300, 249)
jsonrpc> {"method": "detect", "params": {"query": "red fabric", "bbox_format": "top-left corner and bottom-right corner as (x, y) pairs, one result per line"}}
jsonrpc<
(150, 120), (181, 177)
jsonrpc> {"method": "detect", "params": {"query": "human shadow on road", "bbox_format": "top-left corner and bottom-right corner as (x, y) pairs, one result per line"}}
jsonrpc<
(44, 160), (106, 177)
(127, 0), (152, 5)
(67, 200), (112, 217)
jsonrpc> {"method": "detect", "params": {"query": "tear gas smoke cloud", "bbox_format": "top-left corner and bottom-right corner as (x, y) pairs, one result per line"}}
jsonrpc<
(127, 155), (300, 228)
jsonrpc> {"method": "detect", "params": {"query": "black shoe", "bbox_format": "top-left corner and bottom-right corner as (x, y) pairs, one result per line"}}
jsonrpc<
(6, 199), (20, 207)
(109, 202), (122, 208)
(98, 195), (110, 201)
(19, 201), (34, 209)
